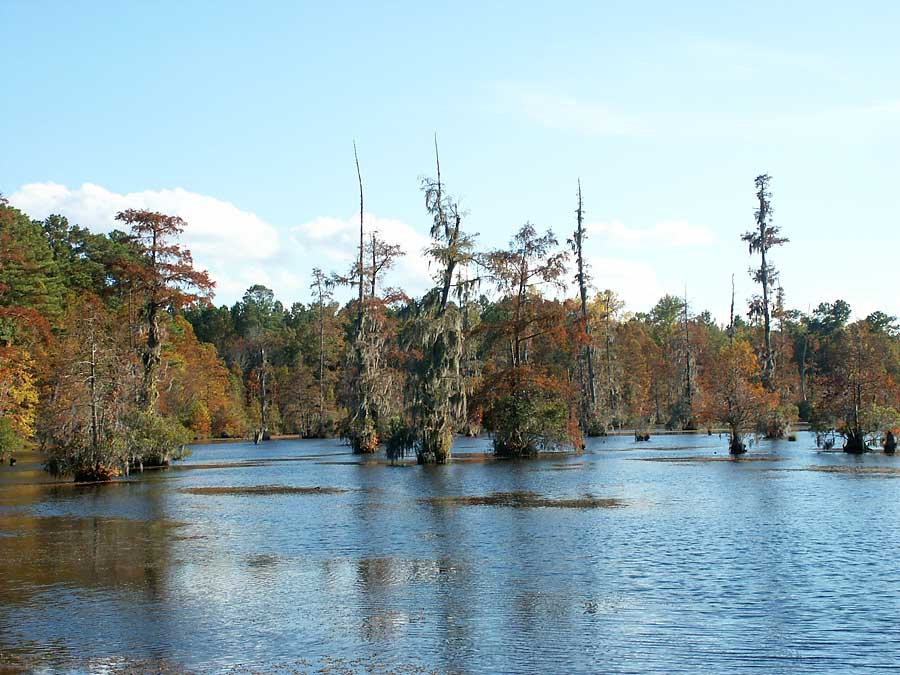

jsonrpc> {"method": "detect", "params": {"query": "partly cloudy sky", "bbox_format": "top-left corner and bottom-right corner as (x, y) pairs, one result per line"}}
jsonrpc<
(3, 2), (898, 320)
(9, 181), (718, 314)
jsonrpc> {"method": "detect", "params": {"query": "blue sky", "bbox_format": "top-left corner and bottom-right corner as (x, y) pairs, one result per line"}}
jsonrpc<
(2, 1), (899, 319)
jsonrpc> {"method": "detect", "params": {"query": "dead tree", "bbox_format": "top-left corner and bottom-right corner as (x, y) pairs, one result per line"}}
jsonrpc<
(569, 180), (598, 433)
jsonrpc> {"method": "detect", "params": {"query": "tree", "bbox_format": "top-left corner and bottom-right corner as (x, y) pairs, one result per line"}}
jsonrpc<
(310, 268), (334, 434)
(645, 294), (689, 428)
(866, 311), (900, 337)
(0, 345), (38, 461)
(396, 140), (477, 464)
(589, 290), (624, 428)
(41, 296), (135, 480)
(479, 223), (576, 457)
(742, 174), (788, 389)
(338, 144), (405, 453)
(811, 321), (900, 453)
(364, 231), (404, 300)
(114, 210), (213, 466)
(40, 214), (135, 297)
(699, 340), (771, 454)
(157, 315), (247, 439)
(0, 202), (52, 460)
(231, 284), (285, 441)
(0, 203), (65, 324)
(616, 319), (657, 434)
(568, 180), (600, 434)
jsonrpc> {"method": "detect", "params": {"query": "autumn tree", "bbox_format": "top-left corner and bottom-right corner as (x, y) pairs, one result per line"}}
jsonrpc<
(394, 142), (477, 464)
(811, 321), (900, 453)
(41, 296), (138, 480)
(115, 209), (215, 410)
(589, 290), (624, 428)
(310, 268), (334, 434)
(642, 294), (691, 428)
(338, 144), (406, 453)
(0, 346), (38, 462)
(616, 319), (657, 435)
(114, 210), (213, 466)
(699, 339), (771, 454)
(157, 315), (248, 440)
(479, 223), (576, 457)
(0, 201), (53, 460)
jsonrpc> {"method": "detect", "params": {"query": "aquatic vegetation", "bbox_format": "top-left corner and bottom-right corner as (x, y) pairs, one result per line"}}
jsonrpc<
(790, 465), (900, 476)
(632, 454), (782, 463)
(422, 491), (623, 508)
(179, 485), (349, 496)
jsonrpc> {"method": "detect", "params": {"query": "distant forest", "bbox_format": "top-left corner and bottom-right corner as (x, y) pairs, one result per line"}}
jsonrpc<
(2, 161), (899, 481)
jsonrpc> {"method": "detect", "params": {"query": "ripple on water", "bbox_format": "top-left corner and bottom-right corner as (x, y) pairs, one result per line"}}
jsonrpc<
(2, 432), (900, 674)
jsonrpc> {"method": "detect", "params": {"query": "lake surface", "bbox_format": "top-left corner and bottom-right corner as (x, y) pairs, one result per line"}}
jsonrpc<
(2, 432), (900, 674)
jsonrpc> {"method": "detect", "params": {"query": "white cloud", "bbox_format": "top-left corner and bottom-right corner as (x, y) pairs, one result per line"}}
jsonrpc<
(11, 182), (281, 261)
(8, 182), (430, 306)
(583, 256), (663, 313)
(285, 213), (433, 296)
(586, 219), (714, 247)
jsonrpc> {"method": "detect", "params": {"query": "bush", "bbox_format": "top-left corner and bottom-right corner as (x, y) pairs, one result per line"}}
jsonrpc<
(482, 372), (575, 458)
(126, 411), (192, 468)
(0, 418), (26, 462)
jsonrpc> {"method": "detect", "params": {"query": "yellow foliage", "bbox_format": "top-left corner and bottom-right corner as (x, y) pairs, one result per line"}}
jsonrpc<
(0, 346), (38, 438)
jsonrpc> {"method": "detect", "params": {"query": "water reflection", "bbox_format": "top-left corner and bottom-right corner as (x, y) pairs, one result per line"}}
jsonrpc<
(2, 433), (900, 673)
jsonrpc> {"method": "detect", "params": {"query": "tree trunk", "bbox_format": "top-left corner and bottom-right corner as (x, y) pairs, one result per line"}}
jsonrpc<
(259, 347), (269, 440)
(729, 428), (746, 455)
(843, 429), (867, 454)
(318, 297), (325, 430)
(574, 181), (597, 432)
(140, 302), (161, 410)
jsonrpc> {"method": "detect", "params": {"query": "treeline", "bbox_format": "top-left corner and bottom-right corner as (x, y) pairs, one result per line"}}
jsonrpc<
(2, 166), (900, 480)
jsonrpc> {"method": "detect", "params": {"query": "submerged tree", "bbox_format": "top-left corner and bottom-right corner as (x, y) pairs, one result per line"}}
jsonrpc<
(811, 321), (900, 453)
(568, 180), (600, 435)
(742, 174), (788, 390)
(700, 339), (770, 454)
(397, 140), (477, 464)
(340, 143), (405, 453)
(480, 223), (577, 457)
(42, 296), (135, 480)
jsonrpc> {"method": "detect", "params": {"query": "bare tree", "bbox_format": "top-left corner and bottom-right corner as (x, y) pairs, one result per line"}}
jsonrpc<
(568, 180), (599, 434)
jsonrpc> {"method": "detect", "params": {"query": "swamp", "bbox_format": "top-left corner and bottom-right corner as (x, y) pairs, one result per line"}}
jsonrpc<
(2, 431), (900, 674)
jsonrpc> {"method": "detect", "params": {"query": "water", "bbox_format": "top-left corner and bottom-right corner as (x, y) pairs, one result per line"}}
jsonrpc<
(2, 432), (900, 674)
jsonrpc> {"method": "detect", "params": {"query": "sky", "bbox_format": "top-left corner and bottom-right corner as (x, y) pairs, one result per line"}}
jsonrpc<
(2, 1), (899, 321)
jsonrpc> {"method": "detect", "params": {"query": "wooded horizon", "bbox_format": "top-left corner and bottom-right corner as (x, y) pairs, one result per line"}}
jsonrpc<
(2, 164), (898, 479)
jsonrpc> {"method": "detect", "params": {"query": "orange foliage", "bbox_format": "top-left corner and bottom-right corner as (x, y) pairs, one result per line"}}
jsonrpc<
(158, 316), (247, 438)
